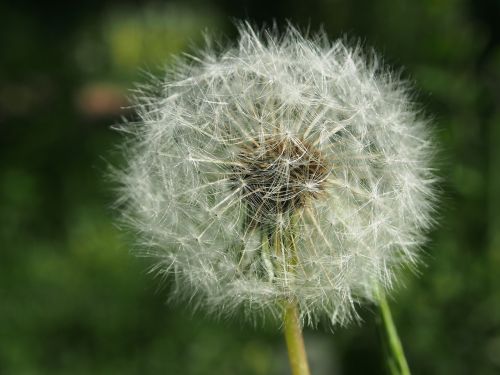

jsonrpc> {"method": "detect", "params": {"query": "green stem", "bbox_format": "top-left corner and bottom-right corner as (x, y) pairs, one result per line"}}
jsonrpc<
(376, 288), (411, 375)
(284, 301), (311, 375)
(280, 213), (311, 375)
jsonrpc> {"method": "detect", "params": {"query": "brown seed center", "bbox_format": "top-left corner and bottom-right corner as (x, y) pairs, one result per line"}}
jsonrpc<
(231, 136), (329, 227)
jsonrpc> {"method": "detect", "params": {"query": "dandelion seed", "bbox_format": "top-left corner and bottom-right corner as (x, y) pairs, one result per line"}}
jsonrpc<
(115, 24), (437, 331)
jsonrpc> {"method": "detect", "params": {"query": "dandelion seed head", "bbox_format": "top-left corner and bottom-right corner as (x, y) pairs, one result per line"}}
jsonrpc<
(116, 23), (437, 327)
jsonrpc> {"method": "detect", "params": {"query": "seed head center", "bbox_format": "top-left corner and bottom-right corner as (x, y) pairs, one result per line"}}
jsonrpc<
(231, 136), (329, 226)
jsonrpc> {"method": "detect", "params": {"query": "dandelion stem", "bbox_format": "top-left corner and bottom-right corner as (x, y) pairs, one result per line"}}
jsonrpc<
(282, 213), (310, 375)
(284, 301), (311, 375)
(376, 288), (411, 375)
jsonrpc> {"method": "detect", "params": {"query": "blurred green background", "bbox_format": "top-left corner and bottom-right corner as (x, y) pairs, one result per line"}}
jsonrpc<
(1, 0), (499, 374)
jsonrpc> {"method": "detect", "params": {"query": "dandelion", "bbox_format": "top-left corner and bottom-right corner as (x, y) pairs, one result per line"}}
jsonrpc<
(115, 23), (436, 375)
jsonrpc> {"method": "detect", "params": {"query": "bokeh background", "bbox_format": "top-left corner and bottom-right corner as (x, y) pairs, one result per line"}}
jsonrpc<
(1, 0), (500, 374)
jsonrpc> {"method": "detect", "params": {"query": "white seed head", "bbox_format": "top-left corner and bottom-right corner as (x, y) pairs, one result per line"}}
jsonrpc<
(115, 24), (437, 327)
